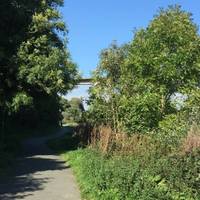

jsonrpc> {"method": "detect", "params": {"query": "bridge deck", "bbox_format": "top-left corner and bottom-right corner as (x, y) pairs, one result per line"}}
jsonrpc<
(78, 78), (92, 85)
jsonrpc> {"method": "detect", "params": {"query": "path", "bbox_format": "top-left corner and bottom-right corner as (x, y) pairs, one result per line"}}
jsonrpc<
(0, 127), (81, 200)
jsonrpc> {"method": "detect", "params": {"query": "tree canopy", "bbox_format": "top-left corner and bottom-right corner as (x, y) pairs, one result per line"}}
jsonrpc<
(0, 0), (78, 137)
(88, 5), (200, 133)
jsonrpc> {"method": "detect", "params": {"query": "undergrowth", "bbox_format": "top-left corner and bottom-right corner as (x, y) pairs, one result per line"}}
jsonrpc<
(49, 125), (200, 200)
(66, 148), (200, 200)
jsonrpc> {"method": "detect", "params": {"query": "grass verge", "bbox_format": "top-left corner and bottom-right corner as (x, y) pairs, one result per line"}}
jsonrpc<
(48, 133), (200, 200)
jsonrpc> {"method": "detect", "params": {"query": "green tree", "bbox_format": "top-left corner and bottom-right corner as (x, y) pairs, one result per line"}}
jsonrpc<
(17, 0), (78, 95)
(88, 43), (128, 131)
(88, 5), (200, 134)
(0, 0), (40, 141)
(119, 5), (200, 133)
(62, 98), (85, 124)
(125, 5), (200, 116)
(0, 0), (78, 141)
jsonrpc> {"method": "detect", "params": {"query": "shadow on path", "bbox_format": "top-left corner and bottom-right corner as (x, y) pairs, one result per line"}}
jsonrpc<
(0, 127), (75, 200)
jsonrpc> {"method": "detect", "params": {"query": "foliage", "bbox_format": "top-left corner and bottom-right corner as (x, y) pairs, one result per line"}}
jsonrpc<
(0, 0), (78, 174)
(183, 88), (200, 124)
(0, 0), (78, 138)
(47, 128), (80, 153)
(72, 6), (200, 200)
(88, 5), (200, 134)
(61, 98), (85, 124)
(88, 42), (128, 131)
(157, 113), (188, 148)
(65, 147), (200, 200)
(119, 92), (162, 133)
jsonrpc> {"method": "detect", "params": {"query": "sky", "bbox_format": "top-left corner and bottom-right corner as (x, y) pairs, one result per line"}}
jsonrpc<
(62, 0), (200, 102)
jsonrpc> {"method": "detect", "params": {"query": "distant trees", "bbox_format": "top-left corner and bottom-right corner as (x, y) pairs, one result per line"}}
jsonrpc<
(0, 0), (78, 138)
(61, 98), (85, 124)
(88, 5), (200, 134)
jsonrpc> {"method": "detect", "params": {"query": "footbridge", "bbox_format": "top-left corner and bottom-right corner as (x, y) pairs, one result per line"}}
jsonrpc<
(78, 78), (93, 85)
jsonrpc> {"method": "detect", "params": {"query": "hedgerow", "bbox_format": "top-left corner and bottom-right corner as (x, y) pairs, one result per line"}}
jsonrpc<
(66, 147), (200, 200)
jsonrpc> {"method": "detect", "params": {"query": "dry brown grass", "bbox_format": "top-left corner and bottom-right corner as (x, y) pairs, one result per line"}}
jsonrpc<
(90, 126), (114, 153)
(73, 123), (93, 146)
(75, 122), (200, 156)
(182, 124), (200, 154)
(88, 125), (154, 155)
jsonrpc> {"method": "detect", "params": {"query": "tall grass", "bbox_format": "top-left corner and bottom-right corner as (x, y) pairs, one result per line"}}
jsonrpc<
(182, 124), (200, 153)
(62, 123), (200, 200)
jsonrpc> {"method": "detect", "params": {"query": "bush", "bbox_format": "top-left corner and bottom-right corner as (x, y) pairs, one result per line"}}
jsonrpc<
(119, 92), (162, 134)
(157, 113), (188, 148)
(66, 147), (200, 200)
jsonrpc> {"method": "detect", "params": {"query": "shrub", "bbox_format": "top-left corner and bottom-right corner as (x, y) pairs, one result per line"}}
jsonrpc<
(119, 92), (162, 134)
(157, 113), (188, 148)
(67, 148), (200, 200)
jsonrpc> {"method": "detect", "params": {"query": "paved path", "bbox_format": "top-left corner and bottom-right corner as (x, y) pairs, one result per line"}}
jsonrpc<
(0, 127), (81, 200)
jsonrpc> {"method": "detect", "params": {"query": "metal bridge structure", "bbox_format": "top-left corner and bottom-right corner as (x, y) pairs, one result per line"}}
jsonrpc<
(78, 78), (93, 85)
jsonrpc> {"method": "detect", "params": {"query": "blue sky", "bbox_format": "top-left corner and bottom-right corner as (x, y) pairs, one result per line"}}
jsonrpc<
(62, 0), (200, 101)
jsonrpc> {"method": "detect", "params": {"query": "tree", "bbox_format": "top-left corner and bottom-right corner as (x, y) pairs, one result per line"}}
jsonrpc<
(0, 0), (40, 140)
(88, 42), (128, 131)
(125, 5), (200, 116)
(88, 5), (200, 134)
(118, 5), (200, 133)
(62, 98), (85, 124)
(0, 0), (78, 140)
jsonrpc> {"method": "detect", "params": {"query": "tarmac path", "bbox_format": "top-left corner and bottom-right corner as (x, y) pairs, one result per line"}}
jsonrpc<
(0, 127), (81, 200)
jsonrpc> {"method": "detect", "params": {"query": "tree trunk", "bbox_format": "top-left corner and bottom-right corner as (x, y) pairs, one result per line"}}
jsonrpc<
(1, 105), (6, 149)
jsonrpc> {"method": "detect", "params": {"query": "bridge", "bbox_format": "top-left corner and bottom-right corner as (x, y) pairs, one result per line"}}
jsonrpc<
(78, 78), (93, 85)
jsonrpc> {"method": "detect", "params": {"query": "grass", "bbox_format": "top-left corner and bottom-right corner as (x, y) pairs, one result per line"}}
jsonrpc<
(47, 130), (80, 154)
(65, 149), (200, 200)
(48, 131), (200, 200)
